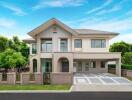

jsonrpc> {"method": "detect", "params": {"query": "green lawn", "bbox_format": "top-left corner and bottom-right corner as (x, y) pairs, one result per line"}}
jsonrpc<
(0, 85), (71, 90)
(126, 77), (132, 81)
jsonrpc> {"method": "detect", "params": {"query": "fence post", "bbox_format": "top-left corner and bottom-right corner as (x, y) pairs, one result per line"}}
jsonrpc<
(34, 72), (43, 85)
(20, 72), (30, 85)
(0, 73), (2, 84)
(7, 72), (16, 85)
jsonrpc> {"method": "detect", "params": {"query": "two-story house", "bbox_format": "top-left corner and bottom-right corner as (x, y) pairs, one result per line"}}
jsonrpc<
(23, 18), (121, 85)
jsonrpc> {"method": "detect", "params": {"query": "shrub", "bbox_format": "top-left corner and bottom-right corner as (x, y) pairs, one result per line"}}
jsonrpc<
(122, 52), (132, 65)
(108, 64), (116, 68)
(121, 64), (132, 70)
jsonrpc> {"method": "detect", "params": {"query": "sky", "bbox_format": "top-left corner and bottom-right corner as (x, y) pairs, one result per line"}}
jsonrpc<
(0, 0), (132, 44)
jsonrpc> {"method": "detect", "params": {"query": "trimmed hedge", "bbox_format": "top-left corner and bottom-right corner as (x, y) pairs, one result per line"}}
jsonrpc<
(108, 64), (116, 68)
(121, 64), (132, 70)
(108, 64), (132, 70)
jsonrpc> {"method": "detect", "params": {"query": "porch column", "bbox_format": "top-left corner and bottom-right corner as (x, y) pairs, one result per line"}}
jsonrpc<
(105, 61), (108, 73)
(37, 58), (41, 72)
(37, 38), (41, 54)
(52, 57), (58, 73)
(116, 58), (121, 76)
(30, 44), (32, 55)
(29, 58), (33, 73)
(69, 59), (73, 73)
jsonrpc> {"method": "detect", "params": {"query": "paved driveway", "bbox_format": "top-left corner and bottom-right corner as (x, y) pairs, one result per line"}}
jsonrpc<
(72, 73), (132, 91)
(74, 73), (132, 85)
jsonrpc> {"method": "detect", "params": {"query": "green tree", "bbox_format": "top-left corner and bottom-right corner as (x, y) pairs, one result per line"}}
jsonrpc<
(122, 52), (132, 65)
(9, 36), (29, 60)
(109, 41), (130, 56)
(0, 36), (8, 52)
(0, 49), (27, 69)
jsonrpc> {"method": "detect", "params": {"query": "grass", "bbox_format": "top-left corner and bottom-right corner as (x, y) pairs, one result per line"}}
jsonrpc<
(126, 77), (132, 81)
(0, 85), (71, 90)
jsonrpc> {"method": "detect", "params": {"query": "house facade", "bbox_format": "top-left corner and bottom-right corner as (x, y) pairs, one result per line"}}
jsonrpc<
(23, 18), (121, 85)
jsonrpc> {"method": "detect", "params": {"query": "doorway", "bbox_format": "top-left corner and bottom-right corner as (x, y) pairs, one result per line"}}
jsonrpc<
(41, 58), (52, 84)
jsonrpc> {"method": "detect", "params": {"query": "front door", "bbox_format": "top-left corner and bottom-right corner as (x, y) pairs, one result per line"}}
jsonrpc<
(41, 59), (52, 73)
(41, 59), (52, 84)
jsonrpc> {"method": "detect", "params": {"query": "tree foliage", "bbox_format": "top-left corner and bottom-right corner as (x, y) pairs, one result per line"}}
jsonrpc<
(122, 52), (132, 65)
(0, 49), (27, 68)
(9, 36), (29, 59)
(0, 36), (29, 69)
(109, 41), (131, 56)
(0, 36), (8, 52)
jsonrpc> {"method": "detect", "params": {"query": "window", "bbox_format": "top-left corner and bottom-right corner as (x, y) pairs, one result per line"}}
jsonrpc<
(33, 59), (37, 72)
(60, 39), (68, 52)
(41, 39), (52, 52)
(91, 61), (96, 68)
(85, 62), (89, 71)
(91, 39), (106, 48)
(101, 61), (105, 68)
(78, 62), (82, 72)
(32, 43), (37, 54)
(74, 39), (82, 48)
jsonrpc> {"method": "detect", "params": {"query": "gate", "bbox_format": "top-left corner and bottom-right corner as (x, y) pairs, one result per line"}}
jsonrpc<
(43, 72), (51, 84)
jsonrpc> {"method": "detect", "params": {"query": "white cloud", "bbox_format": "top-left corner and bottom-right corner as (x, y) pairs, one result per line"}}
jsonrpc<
(33, 0), (86, 10)
(0, 18), (16, 28)
(96, 5), (121, 15)
(86, 0), (112, 14)
(0, 2), (26, 16)
(78, 16), (132, 33)
(110, 33), (132, 44)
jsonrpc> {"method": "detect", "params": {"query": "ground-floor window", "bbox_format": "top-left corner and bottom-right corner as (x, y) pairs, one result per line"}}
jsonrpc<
(41, 59), (52, 73)
(78, 62), (82, 72)
(91, 61), (96, 68)
(60, 58), (69, 72)
(85, 62), (90, 71)
(33, 59), (37, 72)
(101, 61), (105, 68)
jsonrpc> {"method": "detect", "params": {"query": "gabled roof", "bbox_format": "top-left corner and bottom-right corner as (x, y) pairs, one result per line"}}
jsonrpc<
(28, 18), (78, 38)
(74, 29), (119, 35)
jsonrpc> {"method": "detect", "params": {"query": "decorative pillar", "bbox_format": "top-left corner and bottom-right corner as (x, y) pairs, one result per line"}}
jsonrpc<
(37, 58), (41, 72)
(52, 56), (58, 73)
(0, 73), (2, 84)
(116, 58), (121, 76)
(20, 73), (30, 85)
(69, 58), (73, 73)
(7, 72), (16, 85)
(34, 72), (43, 85)
(29, 58), (33, 73)
(37, 38), (41, 54)
(105, 61), (108, 73)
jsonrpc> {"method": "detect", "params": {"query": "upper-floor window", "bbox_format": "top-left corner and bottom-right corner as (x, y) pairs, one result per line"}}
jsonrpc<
(41, 39), (52, 52)
(60, 39), (68, 52)
(32, 43), (37, 54)
(74, 39), (82, 48)
(91, 39), (106, 48)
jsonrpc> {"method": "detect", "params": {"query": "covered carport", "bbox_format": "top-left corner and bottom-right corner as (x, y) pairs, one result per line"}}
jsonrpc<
(73, 52), (121, 76)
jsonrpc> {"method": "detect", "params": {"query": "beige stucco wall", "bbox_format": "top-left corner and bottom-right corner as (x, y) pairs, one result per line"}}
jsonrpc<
(29, 25), (111, 54)
(74, 60), (108, 73)
(27, 24), (121, 76)
(36, 25), (72, 52)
